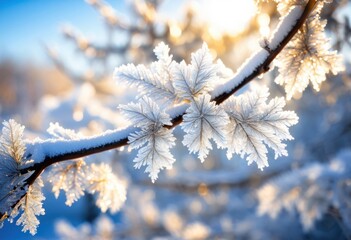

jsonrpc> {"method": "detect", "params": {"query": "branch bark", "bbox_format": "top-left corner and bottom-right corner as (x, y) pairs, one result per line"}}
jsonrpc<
(1, 0), (318, 220)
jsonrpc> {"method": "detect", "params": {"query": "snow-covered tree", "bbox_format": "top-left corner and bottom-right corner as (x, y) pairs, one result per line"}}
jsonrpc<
(0, 0), (349, 238)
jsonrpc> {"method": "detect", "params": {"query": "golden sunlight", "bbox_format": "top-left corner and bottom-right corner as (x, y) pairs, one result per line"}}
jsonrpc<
(199, 0), (256, 37)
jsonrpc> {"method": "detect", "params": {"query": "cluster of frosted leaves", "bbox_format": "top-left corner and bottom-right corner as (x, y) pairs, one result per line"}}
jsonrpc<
(274, 0), (344, 100)
(223, 87), (298, 169)
(0, 119), (44, 235)
(115, 42), (299, 180)
(257, 150), (351, 231)
(47, 123), (126, 213)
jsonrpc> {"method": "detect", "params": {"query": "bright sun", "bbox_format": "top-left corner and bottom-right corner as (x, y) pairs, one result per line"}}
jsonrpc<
(199, 0), (256, 36)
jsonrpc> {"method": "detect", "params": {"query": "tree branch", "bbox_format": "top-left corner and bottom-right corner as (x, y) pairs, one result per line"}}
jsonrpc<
(1, 0), (318, 221)
(24, 0), (317, 182)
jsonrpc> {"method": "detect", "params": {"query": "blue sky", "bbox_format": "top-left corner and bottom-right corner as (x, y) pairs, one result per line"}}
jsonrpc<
(0, 0), (126, 65)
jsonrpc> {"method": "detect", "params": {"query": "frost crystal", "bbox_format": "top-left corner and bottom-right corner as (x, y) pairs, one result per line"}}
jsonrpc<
(87, 163), (126, 213)
(223, 87), (298, 169)
(15, 177), (45, 235)
(0, 119), (26, 163)
(0, 120), (35, 230)
(120, 97), (176, 182)
(49, 160), (87, 206)
(275, 4), (344, 99)
(114, 42), (176, 103)
(173, 43), (218, 101)
(182, 94), (229, 162)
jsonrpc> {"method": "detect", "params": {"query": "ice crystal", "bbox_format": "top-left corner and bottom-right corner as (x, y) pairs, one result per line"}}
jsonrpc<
(120, 97), (175, 182)
(223, 87), (298, 169)
(15, 177), (45, 235)
(87, 163), (126, 213)
(275, 3), (344, 99)
(182, 94), (229, 162)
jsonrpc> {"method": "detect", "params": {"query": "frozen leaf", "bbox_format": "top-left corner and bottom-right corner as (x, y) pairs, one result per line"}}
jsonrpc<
(114, 42), (176, 102)
(49, 160), (87, 206)
(131, 127), (176, 182)
(87, 163), (126, 213)
(173, 43), (218, 101)
(0, 119), (26, 163)
(119, 96), (172, 129)
(15, 177), (45, 235)
(182, 94), (229, 162)
(223, 87), (298, 169)
(0, 120), (33, 226)
(122, 96), (176, 182)
(275, 9), (344, 100)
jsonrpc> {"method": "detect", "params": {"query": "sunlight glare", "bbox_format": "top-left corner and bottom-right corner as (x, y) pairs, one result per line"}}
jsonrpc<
(199, 0), (256, 36)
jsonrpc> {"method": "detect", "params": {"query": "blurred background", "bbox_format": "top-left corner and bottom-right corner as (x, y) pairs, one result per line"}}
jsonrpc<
(1, 0), (351, 239)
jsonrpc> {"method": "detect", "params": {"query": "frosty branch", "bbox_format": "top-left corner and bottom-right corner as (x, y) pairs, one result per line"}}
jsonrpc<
(0, 0), (345, 235)
(21, 0), (317, 182)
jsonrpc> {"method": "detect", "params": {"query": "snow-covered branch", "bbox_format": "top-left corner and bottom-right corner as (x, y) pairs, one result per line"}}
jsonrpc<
(21, 0), (317, 175)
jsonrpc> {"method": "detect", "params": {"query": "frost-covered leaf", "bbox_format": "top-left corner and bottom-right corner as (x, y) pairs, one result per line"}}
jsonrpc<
(275, 9), (344, 100)
(119, 96), (172, 129)
(87, 163), (126, 213)
(173, 43), (218, 101)
(223, 87), (298, 169)
(0, 171), (31, 224)
(0, 119), (26, 163)
(114, 42), (176, 102)
(0, 119), (33, 226)
(49, 160), (87, 206)
(122, 96), (176, 182)
(15, 177), (45, 235)
(131, 127), (176, 182)
(182, 94), (229, 162)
